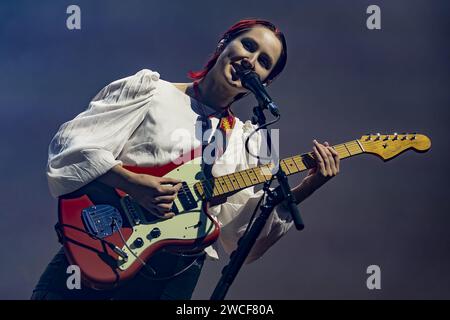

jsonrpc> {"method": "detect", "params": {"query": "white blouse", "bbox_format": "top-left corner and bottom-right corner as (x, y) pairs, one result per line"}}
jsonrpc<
(47, 69), (293, 262)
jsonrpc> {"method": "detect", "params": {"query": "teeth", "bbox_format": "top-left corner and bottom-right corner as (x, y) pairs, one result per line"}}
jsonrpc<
(231, 71), (238, 81)
(231, 64), (239, 81)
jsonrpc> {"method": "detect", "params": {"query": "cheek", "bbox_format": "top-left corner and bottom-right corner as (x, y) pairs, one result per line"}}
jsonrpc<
(210, 55), (226, 75)
(217, 48), (232, 64)
(224, 43), (244, 58)
(258, 68), (271, 82)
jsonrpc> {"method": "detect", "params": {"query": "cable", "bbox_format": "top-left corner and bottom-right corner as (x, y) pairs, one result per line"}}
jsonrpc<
(239, 111), (279, 237)
(142, 253), (203, 281)
(112, 218), (202, 281)
(244, 114), (281, 163)
(242, 191), (265, 239)
(113, 218), (157, 275)
(241, 176), (274, 239)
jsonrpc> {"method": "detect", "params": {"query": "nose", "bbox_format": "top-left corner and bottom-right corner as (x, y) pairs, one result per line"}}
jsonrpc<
(241, 58), (255, 71)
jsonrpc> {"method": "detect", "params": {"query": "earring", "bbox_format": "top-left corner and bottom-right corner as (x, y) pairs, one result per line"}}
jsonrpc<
(217, 35), (230, 51)
(217, 39), (226, 51)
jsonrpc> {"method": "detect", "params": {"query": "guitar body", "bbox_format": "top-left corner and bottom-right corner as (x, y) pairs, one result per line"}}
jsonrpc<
(57, 153), (220, 290)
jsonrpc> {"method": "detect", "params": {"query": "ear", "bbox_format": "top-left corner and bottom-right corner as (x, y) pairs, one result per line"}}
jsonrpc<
(217, 39), (226, 51)
(216, 35), (230, 52)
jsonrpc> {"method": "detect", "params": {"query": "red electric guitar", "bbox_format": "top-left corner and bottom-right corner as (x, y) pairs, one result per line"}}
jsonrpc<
(56, 133), (431, 289)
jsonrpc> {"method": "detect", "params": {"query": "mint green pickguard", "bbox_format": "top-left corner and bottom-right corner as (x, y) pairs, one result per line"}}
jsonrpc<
(118, 159), (215, 270)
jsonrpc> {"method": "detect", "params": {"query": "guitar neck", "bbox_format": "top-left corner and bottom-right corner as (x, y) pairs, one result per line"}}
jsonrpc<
(195, 140), (365, 199)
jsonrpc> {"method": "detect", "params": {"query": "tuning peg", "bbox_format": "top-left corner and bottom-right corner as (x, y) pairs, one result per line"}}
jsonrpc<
(401, 133), (408, 140)
(365, 133), (371, 141)
(383, 135), (389, 141)
(375, 133), (381, 141)
(410, 132), (417, 140)
(393, 132), (398, 140)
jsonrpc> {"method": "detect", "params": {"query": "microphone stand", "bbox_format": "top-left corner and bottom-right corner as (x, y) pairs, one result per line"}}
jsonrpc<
(210, 101), (304, 301)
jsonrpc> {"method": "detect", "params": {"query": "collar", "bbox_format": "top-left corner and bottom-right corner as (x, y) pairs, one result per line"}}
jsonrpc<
(193, 81), (235, 124)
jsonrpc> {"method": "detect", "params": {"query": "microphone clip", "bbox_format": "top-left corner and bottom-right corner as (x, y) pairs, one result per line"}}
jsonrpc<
(236, 68), (280, 117)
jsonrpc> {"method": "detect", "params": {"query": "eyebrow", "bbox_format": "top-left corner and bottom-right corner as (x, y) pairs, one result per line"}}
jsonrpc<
(243, 37), (274, 69)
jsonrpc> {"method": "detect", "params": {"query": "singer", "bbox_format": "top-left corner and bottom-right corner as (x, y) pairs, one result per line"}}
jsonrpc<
(32, 18), (340, 300)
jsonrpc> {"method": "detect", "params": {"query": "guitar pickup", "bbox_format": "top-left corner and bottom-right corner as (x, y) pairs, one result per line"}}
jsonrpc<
(120, 195), (144, 226)
(177, 181), (198, 211)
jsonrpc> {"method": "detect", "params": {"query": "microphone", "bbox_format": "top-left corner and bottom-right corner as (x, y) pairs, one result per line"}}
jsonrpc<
(235, 63), (280, 117)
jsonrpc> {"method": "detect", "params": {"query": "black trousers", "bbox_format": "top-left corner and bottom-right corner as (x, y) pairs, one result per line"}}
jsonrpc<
(31, 248), (205, 300)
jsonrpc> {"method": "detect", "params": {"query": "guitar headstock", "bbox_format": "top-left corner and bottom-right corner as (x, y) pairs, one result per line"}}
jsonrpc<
(359, 133), (431, 161)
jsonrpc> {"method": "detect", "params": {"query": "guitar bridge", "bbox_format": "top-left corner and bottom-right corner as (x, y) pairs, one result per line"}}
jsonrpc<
(81, 205), (123, 239)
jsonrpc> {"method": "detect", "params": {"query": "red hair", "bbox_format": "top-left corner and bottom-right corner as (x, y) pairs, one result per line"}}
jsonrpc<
(188, 19), (288, 87)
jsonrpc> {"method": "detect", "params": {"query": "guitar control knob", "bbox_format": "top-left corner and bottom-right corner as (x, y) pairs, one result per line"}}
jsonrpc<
(133, 237), (144, 248)
(149, 228), (161, 239)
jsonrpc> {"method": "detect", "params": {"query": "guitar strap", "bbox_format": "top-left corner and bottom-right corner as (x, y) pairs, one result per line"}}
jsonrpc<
(193, 81), (236, 182)
(201, 111), (236, 181)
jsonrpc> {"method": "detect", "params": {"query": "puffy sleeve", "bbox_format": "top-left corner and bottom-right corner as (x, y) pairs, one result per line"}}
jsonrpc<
(214, 121), (294, 263)
(47, 69), (160, 197)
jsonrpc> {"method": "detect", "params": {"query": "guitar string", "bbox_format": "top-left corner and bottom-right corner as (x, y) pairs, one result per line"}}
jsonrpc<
(89, 210), (123, 223)
(173, 139), (369, 191)
(173, 138), (414, 197)
(142, 137), (415, 201)
(174, 143), (355, 192)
